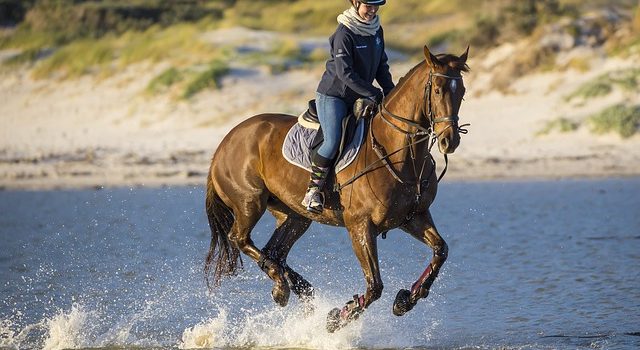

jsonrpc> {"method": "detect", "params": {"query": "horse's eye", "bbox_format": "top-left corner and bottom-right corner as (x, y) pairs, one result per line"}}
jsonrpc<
(435, 88), (440, 95)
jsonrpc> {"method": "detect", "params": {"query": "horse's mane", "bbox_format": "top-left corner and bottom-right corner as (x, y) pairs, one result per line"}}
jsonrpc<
(388, 53), (470, 100)
(392, 61), (427, 94)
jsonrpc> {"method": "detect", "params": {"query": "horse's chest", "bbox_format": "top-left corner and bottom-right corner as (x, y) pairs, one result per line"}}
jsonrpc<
(371, 187), (432, 227)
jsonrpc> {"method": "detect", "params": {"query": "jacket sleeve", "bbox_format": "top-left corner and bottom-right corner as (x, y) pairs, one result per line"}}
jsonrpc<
(332, 29), (381, 98)
(376, 29), (395, 96)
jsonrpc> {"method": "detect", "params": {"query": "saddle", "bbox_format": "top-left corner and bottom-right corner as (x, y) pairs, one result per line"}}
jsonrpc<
(297, 99), (363, 162)
(283, 100), (368, 211)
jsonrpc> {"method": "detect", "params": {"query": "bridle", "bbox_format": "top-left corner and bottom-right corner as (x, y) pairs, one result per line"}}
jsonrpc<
(335, 70), (469, 202)
(380, 71), (465, 146)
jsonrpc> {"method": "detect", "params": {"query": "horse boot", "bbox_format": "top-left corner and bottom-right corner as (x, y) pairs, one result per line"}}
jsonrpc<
(301, 154), (331, 214)
(326, 294), (365, 333)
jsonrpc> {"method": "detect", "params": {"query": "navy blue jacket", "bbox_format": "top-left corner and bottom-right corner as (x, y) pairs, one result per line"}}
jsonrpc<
(317, 23), (394, 105)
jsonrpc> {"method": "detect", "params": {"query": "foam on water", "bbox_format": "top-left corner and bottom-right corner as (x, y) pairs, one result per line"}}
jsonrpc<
(180, 298), (363, 349)
(42, 304), (92, 350)
(2, 296), (420, 349)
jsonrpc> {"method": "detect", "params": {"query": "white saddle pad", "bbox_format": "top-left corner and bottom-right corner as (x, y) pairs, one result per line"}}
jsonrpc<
(282, 120), (365, 173)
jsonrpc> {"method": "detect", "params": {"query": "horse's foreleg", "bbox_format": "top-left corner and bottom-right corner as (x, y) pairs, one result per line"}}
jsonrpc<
(395, 210), (448, 316)
(327, 220), (382, 333)
(263, 210), (314, 303)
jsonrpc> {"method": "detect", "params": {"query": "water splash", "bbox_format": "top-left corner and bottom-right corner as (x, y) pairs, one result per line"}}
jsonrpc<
(180, 298), (363, 350)
(42, 304), (93, 350)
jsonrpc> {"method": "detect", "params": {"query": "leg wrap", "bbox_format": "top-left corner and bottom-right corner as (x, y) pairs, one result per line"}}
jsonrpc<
(410, 263), (439, 302)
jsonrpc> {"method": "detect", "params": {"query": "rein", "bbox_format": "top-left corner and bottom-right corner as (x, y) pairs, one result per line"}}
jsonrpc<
(335, 71), (468, 195)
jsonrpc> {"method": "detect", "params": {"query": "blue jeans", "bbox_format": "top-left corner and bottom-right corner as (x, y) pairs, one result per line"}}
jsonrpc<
(315, 92), (348, 160)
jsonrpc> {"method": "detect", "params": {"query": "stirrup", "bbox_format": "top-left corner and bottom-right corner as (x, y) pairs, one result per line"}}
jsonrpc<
(302, 188), (324, 214)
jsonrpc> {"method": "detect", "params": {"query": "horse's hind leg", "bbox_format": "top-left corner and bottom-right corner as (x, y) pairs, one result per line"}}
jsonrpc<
(395, 209), (448, 316)
(263, 208), (314, 302)
(227, 195), (291, 306)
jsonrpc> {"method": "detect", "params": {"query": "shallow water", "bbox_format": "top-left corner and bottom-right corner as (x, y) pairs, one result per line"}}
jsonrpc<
(1, 178), (639, 350)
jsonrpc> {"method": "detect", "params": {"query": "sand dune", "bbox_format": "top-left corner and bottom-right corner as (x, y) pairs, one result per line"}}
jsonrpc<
(1, 27), (639, 189)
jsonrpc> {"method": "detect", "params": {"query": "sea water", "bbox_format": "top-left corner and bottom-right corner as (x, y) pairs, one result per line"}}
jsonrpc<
(1, 178), (639, 349)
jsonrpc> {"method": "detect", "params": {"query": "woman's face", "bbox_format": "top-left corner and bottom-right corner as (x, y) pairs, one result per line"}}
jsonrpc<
(356, 3), (379, 21)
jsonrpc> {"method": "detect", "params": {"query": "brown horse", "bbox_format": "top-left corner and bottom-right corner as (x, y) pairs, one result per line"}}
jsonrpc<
(205, 45), (469, 332)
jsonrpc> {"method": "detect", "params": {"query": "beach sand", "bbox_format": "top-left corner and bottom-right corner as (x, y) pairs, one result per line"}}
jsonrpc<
(1, 28), (639, 190)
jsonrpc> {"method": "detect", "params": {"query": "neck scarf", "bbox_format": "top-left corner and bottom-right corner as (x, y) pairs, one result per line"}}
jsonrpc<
(337, 7), (380, 36)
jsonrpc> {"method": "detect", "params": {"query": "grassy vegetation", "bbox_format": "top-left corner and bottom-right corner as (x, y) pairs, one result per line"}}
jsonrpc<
(537, 117), (580, 136)
(587, 104), (640, 138)
(31, 39), (115, 79)
(19, 22), (225, 80)
(565, 80), (613, 101)
(145, 67), (183, 95)
(1, 0), (638, 97)
(182, 60), (229, 99)
(145, 60), (230, 99)
(539, 103), (640, 139)
(565, 68), (640, 102)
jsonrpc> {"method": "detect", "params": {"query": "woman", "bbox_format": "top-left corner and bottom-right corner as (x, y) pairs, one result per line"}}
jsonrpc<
(302, 0), (395, 213)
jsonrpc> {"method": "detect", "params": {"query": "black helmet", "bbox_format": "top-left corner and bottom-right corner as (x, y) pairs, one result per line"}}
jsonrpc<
(359, 0), (386, 5)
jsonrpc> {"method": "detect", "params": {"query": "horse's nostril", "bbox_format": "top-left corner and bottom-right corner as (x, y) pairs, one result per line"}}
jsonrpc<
(440, 138), (449, 150)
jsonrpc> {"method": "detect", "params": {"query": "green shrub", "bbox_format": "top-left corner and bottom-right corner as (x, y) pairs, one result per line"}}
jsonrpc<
(146, 67), (183, 94)
(537, 117), (579, 136)
(565, 80), (612, 101)
(588, 104), (640, 138)
(609, 68), (640, 92)
(182, 60), (229, 99)
(565, 68), (640, 101)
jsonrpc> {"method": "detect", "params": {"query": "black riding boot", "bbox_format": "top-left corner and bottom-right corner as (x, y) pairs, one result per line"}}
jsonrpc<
(301, 154), (331, 213)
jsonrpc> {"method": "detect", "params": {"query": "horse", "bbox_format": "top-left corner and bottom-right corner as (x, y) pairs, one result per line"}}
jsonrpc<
(204, 45), (469, 332)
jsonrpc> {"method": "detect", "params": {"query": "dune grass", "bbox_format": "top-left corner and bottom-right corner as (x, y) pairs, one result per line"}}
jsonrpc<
(587, 104), (640, 138)
(538, 103), (640, 139)
(537, 117), (580, 136)
(145, 67), (183, 95)
(32, 39), (115, 79)
(182, 60), (229, 99)
(565, 68), (640, 102)
(145, 59), (230, 99)
(17, 21), (223, 80)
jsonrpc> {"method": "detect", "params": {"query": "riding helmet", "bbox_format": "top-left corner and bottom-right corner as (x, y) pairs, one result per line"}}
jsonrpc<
(351, 0), (387, 6)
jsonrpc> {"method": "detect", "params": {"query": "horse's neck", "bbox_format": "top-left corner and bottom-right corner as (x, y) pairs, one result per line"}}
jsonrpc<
(374, 64), (430, 159)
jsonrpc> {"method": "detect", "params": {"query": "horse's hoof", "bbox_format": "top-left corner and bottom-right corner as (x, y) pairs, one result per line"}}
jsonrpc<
(392, 289), (415, 316)
(326, 307), (342, 333)
(272, 282), (290, 307)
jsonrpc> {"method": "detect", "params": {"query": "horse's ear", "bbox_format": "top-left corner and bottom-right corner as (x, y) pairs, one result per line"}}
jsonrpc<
(423, 45), (440, 67)
(459, 45), (469, 64)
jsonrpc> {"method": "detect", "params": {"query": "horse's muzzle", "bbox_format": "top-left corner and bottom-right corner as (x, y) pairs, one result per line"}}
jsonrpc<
(438, 132), (460, 154)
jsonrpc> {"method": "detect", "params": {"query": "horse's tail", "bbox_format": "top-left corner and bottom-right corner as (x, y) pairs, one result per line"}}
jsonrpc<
(204, 172), (241, 290)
